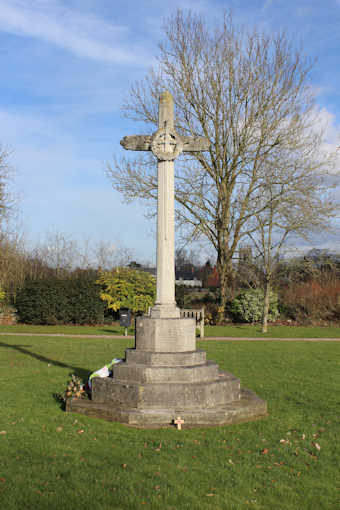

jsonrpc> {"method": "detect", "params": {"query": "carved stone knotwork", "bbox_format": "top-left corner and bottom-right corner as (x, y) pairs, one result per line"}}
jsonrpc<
(151, 127), (183, 161)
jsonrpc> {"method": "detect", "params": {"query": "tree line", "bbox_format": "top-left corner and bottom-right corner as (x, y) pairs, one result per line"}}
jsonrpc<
(0, 232), (156, 325)
(0, 223), (339, 327)
(175, 247), (340, 327)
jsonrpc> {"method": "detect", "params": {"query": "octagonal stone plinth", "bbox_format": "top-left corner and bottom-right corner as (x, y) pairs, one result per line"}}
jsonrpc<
(66, 387), (266, 427)
(125, 348), (207, 366)
(66, 315), (267, 428)
(92, 369), (240, 408)
(112, 359), (219, 384)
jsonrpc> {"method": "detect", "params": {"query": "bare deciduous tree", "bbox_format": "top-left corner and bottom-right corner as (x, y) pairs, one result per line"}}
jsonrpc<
(30, 232), (135, 275)
(0, 232), (27, 302)
(0, 146), (21, 301)
(0, 146), (15, 225)
(32, 231), (81, 275)
(248, 154), (338, 332)
(95, 240), (134, 270)
(107, 10), (338, 322)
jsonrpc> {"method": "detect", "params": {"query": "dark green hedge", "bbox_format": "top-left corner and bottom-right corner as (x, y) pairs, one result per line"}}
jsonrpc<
(15, 273), (105, 325)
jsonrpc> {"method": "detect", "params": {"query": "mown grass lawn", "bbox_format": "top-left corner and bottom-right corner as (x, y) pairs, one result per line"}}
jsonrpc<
(204, 324), (340, 338)
(2, 323), (340, 338)
(0, 323), (132, 336)
(0, 335), (339, 509)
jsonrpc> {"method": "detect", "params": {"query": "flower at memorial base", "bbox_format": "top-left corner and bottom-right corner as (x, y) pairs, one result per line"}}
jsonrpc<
(56, 374), (89, 403)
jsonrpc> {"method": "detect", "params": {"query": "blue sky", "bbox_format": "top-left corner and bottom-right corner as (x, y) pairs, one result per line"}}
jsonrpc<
(0, 0), (340, 263)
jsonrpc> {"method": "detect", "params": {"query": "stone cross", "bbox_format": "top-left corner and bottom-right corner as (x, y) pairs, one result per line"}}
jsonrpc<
(174, 416), (184, 430)
(120, 91), (210, 319)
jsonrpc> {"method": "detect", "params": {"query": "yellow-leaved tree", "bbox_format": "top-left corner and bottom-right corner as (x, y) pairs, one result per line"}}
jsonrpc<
(97, 268), (156, 314)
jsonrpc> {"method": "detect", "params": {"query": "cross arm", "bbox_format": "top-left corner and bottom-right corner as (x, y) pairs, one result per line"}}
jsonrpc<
(120, 135), (152, 151)
(120, 134), (210, 154)
(182, 136), (210, 152)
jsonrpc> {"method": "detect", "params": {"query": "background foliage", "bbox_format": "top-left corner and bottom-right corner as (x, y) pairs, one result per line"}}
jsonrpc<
(97, 268), (156, 314)
(230, 288), (279, 324)
(15, 271), (105, 325)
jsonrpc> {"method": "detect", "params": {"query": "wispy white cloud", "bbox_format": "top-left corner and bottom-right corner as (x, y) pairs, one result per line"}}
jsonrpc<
(0, 106), (153, 258)
(0, 0), (143, 65)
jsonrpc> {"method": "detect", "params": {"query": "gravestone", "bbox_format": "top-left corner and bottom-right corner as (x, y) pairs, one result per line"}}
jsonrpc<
(67, 92), (267, 426)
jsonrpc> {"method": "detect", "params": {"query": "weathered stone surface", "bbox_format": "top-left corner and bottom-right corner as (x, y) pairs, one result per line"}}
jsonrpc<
(92, 370), (240, 408)
(151, 127), (183, 161)
(135, 316), (196, 352)
(112, 360), (219, 384)
(120, 135), (152, 151)
(66, 388), (267, 428)
(150, 303), (180, 319)
(120, 134), (211, 154)
(125, 348), (206, 366)
(182, 135), (211, 152)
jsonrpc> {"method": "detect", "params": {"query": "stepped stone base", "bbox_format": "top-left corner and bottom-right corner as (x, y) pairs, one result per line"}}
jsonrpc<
(92, 368), (240, 408)
(66, 315), (267, 428)
(66, 387), (267, 427)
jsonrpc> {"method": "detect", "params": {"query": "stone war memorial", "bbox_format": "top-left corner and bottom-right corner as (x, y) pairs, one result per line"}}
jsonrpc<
(67, 91), (267, 427)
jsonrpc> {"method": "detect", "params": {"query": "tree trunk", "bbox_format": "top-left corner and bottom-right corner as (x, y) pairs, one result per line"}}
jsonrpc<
(218, 274), (228, 325)
(262, 279), (271, 333)
(217, 256), (232, 325)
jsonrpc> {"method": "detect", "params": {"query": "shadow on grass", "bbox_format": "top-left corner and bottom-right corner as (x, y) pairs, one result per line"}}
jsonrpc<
(0, 341), (94, 413)
(0, 341), (91, 379)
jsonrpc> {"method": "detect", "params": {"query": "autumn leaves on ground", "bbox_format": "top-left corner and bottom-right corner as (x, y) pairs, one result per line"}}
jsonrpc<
(0, 334), (339, 509)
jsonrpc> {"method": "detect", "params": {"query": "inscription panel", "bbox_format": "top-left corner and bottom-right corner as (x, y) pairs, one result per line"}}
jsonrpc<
(136, 316), (196, 352)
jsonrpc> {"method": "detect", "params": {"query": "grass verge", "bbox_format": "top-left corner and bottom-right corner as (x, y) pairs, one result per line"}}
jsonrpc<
(0, 335), (339, 509)
(2, 323), (340, 338)
(203, 324), (340, 338)
(0, 323), (133, 336)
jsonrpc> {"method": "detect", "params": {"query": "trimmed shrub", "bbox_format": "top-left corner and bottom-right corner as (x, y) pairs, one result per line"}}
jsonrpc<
(15, 273), (105, 325)
(230, 288), (279, 323)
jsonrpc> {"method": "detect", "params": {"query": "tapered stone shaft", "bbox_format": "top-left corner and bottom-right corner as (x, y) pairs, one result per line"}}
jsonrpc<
(152, 158), (177, 315)
(151, 92), (179, 318)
